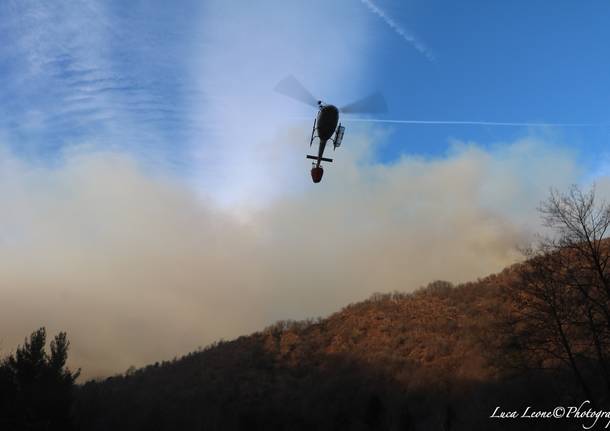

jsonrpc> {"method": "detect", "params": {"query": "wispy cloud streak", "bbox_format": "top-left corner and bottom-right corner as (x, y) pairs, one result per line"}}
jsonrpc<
(0, 1), (202, 170)
(359, 0), (434, 61)
(344, 118), (598, 127)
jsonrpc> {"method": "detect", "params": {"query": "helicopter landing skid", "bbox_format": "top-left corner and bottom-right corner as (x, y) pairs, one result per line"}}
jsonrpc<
(306, 155), (333, 163)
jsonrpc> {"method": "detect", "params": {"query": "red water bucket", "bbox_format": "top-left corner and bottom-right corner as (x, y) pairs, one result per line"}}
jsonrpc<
(311, 166), (324, 183)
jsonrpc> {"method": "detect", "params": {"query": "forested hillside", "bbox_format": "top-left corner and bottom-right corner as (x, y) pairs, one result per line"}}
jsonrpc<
(71, 271), (589, 431)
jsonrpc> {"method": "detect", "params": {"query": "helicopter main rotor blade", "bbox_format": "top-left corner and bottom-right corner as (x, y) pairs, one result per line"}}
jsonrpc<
(340, 92), (388, 114)
(274, 75), (319, 108)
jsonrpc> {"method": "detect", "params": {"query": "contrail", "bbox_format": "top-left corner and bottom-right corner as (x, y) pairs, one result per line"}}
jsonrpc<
(344, 118), (598, 127)
(359, 0), (434, 61)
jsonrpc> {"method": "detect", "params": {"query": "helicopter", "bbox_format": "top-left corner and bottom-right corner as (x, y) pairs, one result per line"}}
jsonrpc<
(275, 75), (387, 183)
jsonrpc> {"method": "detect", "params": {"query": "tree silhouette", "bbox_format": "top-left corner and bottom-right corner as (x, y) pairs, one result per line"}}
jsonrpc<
(0, 327), (79, 430)
(501, 185), (610, 405)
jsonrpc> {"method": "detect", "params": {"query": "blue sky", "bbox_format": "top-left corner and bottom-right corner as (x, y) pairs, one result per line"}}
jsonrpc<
(366, 0), (610, 164)
(0, 1), (203, 167)
(4, 0), (610, 375)
(2, 0), (609, 200)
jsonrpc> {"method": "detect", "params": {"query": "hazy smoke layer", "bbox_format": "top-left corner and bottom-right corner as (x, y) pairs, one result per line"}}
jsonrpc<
(0, 134), (580, 378)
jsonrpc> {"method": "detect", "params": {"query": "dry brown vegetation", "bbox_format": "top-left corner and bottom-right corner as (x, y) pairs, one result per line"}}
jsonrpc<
(73, 266), (586, 431)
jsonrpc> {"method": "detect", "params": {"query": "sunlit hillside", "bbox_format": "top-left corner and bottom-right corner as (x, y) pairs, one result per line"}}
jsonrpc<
(72, 264), (589, 431)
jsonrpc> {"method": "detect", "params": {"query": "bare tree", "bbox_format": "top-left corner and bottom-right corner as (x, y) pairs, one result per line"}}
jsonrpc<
(540, 186), (610, 392)
(502, 185), (610, 402)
